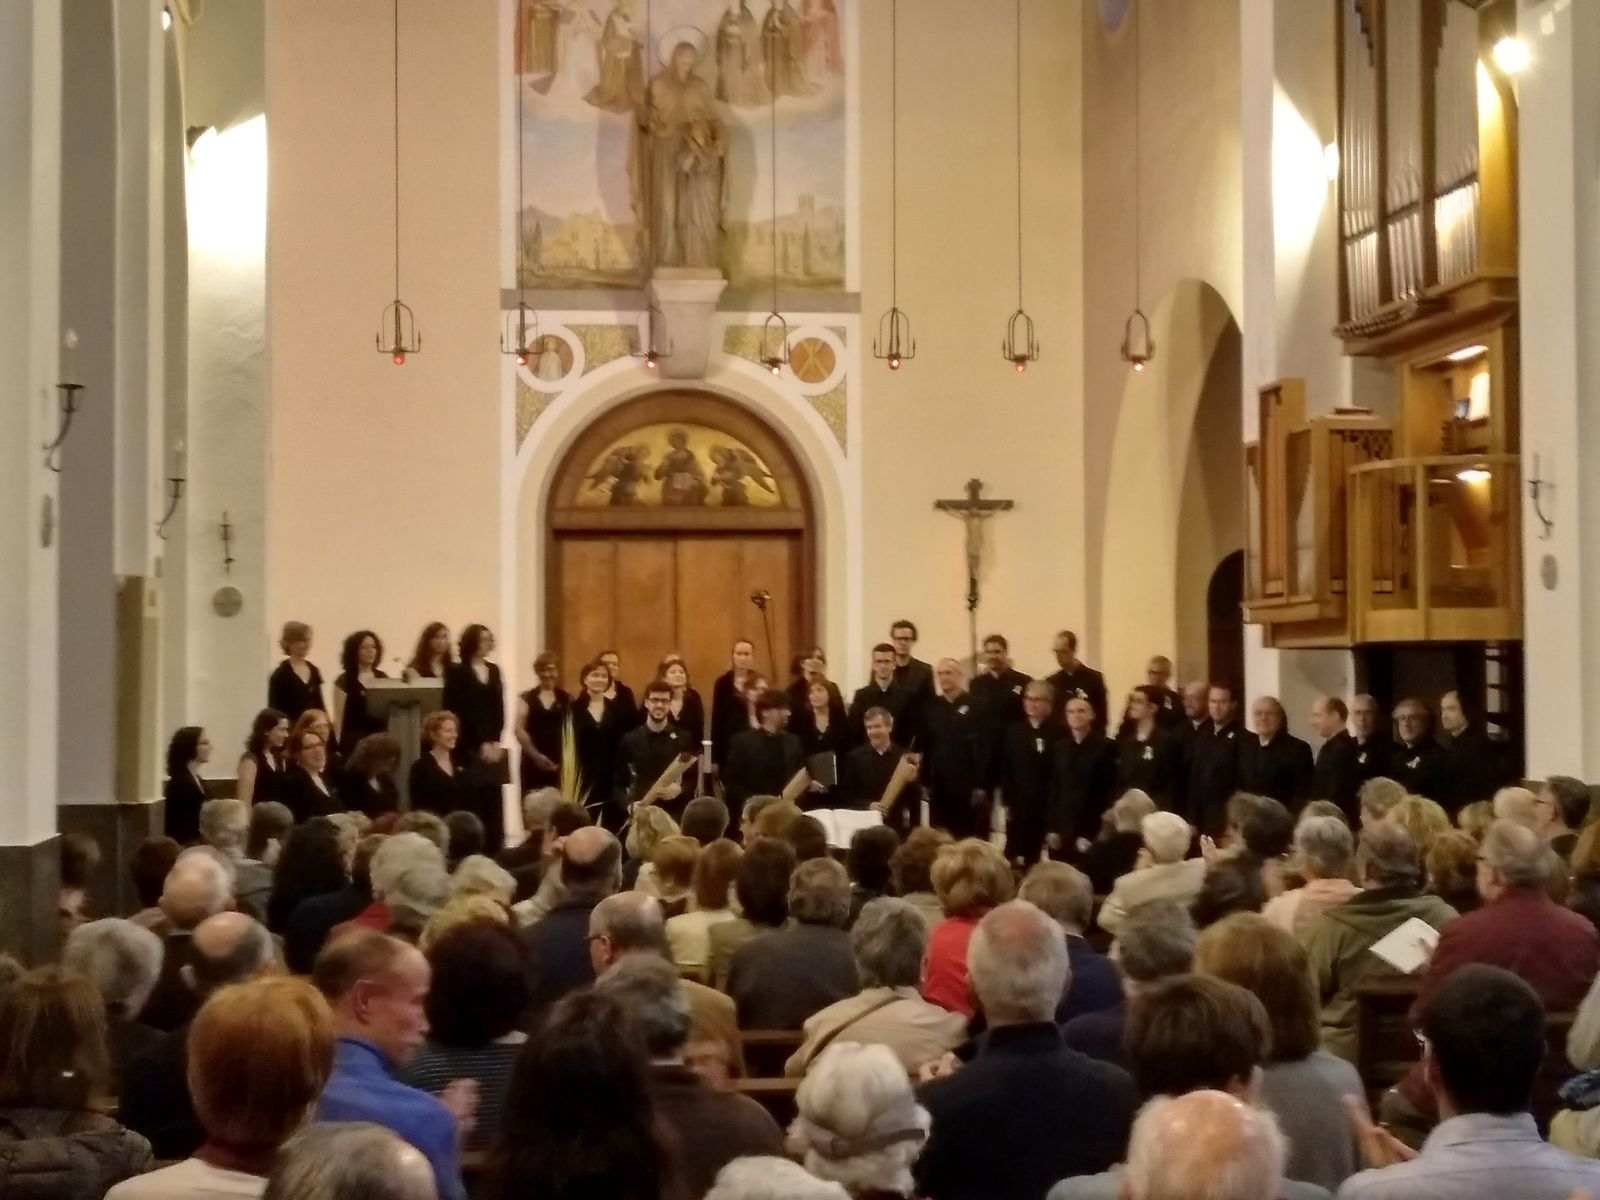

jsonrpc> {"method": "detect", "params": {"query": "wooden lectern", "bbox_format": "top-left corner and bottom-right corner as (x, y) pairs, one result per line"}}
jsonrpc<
(367, 680), (443, 811)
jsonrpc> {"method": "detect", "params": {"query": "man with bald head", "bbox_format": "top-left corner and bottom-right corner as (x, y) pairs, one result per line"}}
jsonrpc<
(138, 849), (236, 1030)
(518, 824), (622, 1012)
(1123, 1091), (1287, 1200)
(314, 931), (470, 1200)
(914, 901), (1137, 1200)
(1237, 696), (1314, 812)
(122, 911), (279, 1158)
(920, 658), (989, 837)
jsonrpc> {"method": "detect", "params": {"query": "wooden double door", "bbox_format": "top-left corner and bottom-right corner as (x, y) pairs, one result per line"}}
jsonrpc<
(552, 532), (809, 695)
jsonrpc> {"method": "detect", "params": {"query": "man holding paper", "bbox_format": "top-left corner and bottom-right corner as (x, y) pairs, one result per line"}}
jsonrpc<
(618, 679), (695, 819)
(841, 708), (922, 832)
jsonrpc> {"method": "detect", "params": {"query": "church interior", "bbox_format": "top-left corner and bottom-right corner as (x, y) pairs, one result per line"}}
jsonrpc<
(5, 0), (1600, 1176)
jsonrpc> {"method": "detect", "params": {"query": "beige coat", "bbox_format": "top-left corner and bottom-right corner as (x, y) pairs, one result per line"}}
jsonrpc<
(1097, 858), (1207, 936)
(783, 986), (968, 1077)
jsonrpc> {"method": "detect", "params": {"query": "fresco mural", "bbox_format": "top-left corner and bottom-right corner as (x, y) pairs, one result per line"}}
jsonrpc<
(513, 0), (847, 291)
(574, 421), (788, 507)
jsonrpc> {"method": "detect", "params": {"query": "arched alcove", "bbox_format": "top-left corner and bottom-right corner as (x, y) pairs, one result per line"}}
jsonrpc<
(1099, 279), (1244, 696)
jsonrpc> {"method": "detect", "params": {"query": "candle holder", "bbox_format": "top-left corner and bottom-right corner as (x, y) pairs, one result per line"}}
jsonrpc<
(43, 382), (84, 473)
(156, 474), (186, 541)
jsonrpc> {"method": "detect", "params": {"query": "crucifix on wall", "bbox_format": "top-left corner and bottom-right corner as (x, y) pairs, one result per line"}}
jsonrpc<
(934, 478), (1015, 670)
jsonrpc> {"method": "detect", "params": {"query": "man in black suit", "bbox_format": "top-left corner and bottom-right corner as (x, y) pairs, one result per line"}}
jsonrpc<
(889, 618), (936, 707)
(1187, 684), (1242, 835)
(915, 902), (1138, 1200)
(1115, 686), (1183, 811)
(1439, 689), (1515, 814)
(920, 659), (989, 838)
(1310, 694), (1361, 822)
(617, 679), (692, 818)
(1117, 655), (1181, 736)
(1390, 696), (1451, 804)
(840, 707), (921, 830)
(1237, 695), (1314, 812)
(722, 692), (805, 812)
(1047, 629), (1109, 733)
(1049, 695), (1118, 856)
(848, 642), (917, 746)
(969, 633), (1031, 752)
(993, 680), (1061, 868)
(1348, 693), (1394, 795)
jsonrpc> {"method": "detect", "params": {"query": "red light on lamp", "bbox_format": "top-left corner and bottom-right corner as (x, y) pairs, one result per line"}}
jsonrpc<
(888, 355), (901, 370)
(1013, 360), (1027, 374)
(392, 351), (407, 365)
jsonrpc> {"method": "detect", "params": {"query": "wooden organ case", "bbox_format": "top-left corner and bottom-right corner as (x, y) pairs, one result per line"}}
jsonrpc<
(1246, 0), (1522, 649)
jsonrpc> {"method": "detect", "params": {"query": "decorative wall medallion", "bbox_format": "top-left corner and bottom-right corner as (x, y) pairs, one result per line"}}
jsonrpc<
(789, 336), (836, 384)
(212, 585), (244, 617)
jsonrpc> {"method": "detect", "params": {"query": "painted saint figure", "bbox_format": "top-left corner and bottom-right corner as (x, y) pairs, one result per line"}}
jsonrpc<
(654, 429), (709, 506)
(761, 0), (812, 98)
(585, 0), (644, 112)
(716, 1), (769, 107)
(642, 38), (727, 269)
(710, 446), (775, 506)
(587, 444), (652, 505)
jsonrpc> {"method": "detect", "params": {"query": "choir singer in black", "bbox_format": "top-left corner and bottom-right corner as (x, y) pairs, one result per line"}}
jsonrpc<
(722, 692), (804, 812)
(1186, 684), (1242, 836)
(841, 708), (922, 832)
(919, 659), (988, 838)
(1237, 696), (1314, 812)
(993, 680), (1060, 868)
(617, 680), (693, 820)
(1309, 695), (1360, 821)
(1048, 695), (1118, 858)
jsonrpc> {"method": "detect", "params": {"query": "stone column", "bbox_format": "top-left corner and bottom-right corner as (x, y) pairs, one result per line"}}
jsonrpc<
(0, 0), (63, 963)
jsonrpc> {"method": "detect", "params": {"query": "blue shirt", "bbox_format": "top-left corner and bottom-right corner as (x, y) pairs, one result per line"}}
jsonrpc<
(1337, 1112), (1600, 1200)
(317, 1037), (464, 1200)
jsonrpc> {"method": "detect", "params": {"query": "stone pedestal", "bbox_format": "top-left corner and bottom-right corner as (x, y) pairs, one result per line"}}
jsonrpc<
(649, 268), (727, 381)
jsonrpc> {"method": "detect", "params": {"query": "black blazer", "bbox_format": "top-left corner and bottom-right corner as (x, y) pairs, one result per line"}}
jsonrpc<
(163, 772), (207, 845)
(723, 728), (804, 811)
(285, 766), (340, 823)
(1237, 731), (1315, 810)
(443, 662), (505, 754)
(1115, 727), (1182, 809)
(1047, 663), (1110, 732)
(1389, 737), (1451, 805)
(339, 771), (399, 819)
(1313, 729), (1363, 820)
(1049, 731), (1118, 842)
(709, 671), (751, 769)
(334, 668), (389, 755)
(408, 752), (466, 816)
(268, 659), (325, 723)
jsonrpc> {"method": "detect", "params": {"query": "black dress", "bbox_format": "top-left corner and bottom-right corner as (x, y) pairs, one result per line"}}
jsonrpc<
(268, 659), (326, 723)
(667, 689), (707, 794)
(241, 750), (288, 808)
(571, 697), (627, 828)
(710, 671), (751, 771)
(443, 662), (508, 851)
(163, 771), (207, 844)
(791, 705), (851, 809)
(521, 687), (571, 790)
(285, 766), (340, 823)
(1115, 727), (1182, 810)
(408, 752), (467, 817)
(339, 771), (400, 819)
(334, 669), (389, 756)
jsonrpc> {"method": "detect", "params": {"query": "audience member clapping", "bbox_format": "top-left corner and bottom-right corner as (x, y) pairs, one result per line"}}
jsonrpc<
(508, 800), (591, 921)
(107, 975), (334, 1200)
(920, 839), (1015, 1017)
(785, 897), (966, 1077)
(1098, 812), (1203, 936)
(264, 1123), (438, 1200)
(1262, 815), (1360, 936)
(61, 918), (164, 1088)
(730, 857), (859, 1030)
(789, 1042), (930, 1199)
(1081, 790), (1156, 896)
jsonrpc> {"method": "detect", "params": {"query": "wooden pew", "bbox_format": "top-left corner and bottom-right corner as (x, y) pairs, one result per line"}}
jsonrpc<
(740, 1029), (805, 1078)
(737, 1077), (801, 1128)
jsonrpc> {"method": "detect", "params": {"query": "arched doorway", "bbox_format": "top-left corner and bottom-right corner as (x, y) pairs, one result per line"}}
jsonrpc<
(546, 390), (815, 689)
(1207, 550), (1245, 694)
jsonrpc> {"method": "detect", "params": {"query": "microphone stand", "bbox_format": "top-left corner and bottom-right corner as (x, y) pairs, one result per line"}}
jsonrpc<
(750, 590), (778, 680)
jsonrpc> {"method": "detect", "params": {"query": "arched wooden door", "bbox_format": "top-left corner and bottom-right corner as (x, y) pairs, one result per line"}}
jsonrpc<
(546, 391), (815, 691)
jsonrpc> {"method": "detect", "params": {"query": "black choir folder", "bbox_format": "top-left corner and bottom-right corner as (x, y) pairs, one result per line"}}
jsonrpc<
(807, 752), (838, 788)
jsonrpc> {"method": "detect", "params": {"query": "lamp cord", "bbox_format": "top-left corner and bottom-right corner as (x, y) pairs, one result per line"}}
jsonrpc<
(393, 0), (400, 302)
(1015, 0), (1023, 311)
(1133, 0), (1142, 310)
(770, 24), (779, 318)
(890, 0), (898, 308)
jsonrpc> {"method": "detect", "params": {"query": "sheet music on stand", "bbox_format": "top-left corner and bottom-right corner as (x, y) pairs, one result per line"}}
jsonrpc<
(810, 808), (883, 849)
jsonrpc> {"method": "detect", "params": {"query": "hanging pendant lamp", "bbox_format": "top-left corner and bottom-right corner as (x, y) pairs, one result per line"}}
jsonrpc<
(377, 0), (421, 364)
(1001, 0), (1039, 373)
(758, 15), (790, 376)
(503, 45), (544, 367)
(872, 0), (915, 370)
(1120, 0), (1153, 372)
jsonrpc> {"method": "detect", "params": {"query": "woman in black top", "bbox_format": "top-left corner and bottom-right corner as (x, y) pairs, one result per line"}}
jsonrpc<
(333, 629), (389, 756)
(267, 620), (325, 723)
(791, 677), (850, 809)
(285, 727), (340, 823)
(598, 649), (639, 729)
(443, 624), (508, 852)
(710, 638), (759, 775)
(163, 726), (212, 844)
(341, 732), (402, 818)
(410, 710), (467, 816)
(404, 621), (454, 681)
(237, 708), (289, 809)
(516, 652), (569, 791)
(571, 661), (626, 829)
(658, 654), (705, 794)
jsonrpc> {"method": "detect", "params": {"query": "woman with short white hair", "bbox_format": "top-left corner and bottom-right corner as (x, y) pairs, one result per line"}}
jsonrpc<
(1260, 815), (1359, 936)
(788, 1042), (930, 1199)
(1096, 812), (1205, 937)
(61, 918), (164, 1089)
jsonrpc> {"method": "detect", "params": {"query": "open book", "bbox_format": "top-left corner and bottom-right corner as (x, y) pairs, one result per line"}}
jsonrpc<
(1367, 917), (1440, 975)
(806, 808), (884, 849)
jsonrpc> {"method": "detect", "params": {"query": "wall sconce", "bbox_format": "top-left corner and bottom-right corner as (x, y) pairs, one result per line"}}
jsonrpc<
(1529, 453), (1554, 539)
(629, 304), (674, 370)
(43, 382), (84, 473)
(759, 312), (790, 376)
(220, 510), (236, 574)
(1120, 308), (1154, 373)
(156, 439), (186, 541)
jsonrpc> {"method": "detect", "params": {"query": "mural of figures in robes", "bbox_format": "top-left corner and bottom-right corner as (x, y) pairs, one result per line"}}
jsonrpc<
(511, 0), (850, 292)
(574, 423), (785, 509)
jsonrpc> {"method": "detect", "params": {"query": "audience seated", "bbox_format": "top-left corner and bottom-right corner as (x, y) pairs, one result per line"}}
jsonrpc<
(140, 850), (236, 1031)
(1570, 821), (1600, 936)
(128, 836), (182, 933)
(1081, 790), (1157, 897)
(449, 854), (515, 906)
(1121, 1091), (1290, 1200)
(914, 901), (1137, 1200)
(1098, 812), (1204, 937)
(519, 826), (622, 1013)
(665, 838), (742, 980)
(267, 818), (351, 934)
(625, 806), (681, 891)
(0, 966), (152, 1199)
(199, 798), (272, 922)
(107, 976), (334, 1200)
(245, 802), (294, 869)
(61, 918), (164, 1089)
(887, 827), (952, 929)
(496, 788), (564, 895)
(398, 920), (527, 1151)
(121, 912), (280, 1160)
(1490, 785), (1538, 830)
(640, 835), (700, 918)
(751, 799), (805, 841)
(1388, 795), (1451, 859)
(508, 801), (591, 921)
(393, 811), (450, 853)
(596, 955), (783, 1195)
(1063, 899), (1196, 1068)
(729, 857), (860, 1030)
(921, 839), (1016, 1017)
(337, 832), (442, 939)
(705, 1157), (850, 1200)
(1301, 823), (1458, 1061)
(846, 825), (900, 927)
(1385, 820), (1600, 1131)
(681, 796), (732, 846)
(1017, 862), (1122, 1023)
(383, 861), (452, 944)
(284, 834), (384, 973)
(264, 1123), (438, 1200)
(789, 1041), (931, 1198)
(1537, 776), (1589, 862)
(1342, 965), (1600, 1199)
(58, 833), (101, 937)
(709, 838), (796, 991)
(488, 989), (677, 1200)
(1425, 831), (1482, 916)
(787, 815), (831, 864)
(312, 931), (470, 1200)
(1263, 816), (1360, 936)
(588, 891), (744, 1086)
(1197, 914), (1363, 1191)
(785, 897), (967, 1077)
(1356, 778), (1407, 834)
(443, 812), (484, 872)
(418, 894), (510, 953)
(1192, 855), (1269, 928)
(1455, 799), (1494, 843)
